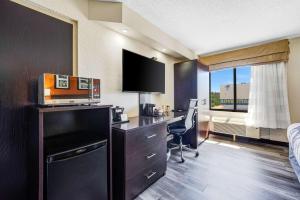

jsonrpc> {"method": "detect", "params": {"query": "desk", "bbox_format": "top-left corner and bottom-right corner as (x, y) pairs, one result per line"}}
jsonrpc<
(111, 113), (182, 200)
(112, 113), (183, 131)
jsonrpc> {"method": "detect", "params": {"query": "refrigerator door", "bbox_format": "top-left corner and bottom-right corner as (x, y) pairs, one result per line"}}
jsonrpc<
(46, 141), (107, 200)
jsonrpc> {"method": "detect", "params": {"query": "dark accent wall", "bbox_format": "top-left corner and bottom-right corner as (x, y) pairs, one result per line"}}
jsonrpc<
(0, 1), (73, 199)
(174, 61), (198, 110)
(174, 60), (209, 148)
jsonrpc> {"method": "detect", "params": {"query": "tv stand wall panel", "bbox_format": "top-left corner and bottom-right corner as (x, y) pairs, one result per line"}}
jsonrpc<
(0, 1), (73, 199)
(174, 60), (209, 148)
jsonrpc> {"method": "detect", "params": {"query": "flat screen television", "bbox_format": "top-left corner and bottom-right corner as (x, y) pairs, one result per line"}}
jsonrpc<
(122, 49), (165, 93)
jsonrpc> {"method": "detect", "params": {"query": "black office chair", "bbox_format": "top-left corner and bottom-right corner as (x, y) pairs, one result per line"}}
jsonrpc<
(167, 99), (199, 163)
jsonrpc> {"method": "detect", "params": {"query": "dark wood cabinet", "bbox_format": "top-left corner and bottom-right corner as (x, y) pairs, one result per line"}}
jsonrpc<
(112, 117), (168, 200)
(174, 60), (209, 147)
(174, 61), (198, 110)
(29, 105), (112, 200)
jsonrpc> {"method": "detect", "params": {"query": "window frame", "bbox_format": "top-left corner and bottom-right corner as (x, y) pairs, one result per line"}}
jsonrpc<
(209, 67), (248, 113)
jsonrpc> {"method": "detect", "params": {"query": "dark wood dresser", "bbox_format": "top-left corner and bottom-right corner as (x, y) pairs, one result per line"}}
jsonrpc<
(112, 115), (181, 200)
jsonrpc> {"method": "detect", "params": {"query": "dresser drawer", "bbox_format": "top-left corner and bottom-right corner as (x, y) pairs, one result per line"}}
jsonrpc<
(126, 142), (167, 179)
(125, 158), (166, 200)
(126, 123), (167, 153)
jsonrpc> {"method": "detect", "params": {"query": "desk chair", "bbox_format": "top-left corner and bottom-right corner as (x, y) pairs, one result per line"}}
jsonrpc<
(167, 99), (199, 163)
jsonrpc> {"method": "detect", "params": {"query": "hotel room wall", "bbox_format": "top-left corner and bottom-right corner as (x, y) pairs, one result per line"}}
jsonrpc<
(29, 0), (178, 117)
(15, 0), (300, 130)
(287, 37), (300, 123)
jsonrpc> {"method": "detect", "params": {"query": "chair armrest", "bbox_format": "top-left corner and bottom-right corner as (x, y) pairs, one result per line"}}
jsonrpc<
(167, 121), (185, 133)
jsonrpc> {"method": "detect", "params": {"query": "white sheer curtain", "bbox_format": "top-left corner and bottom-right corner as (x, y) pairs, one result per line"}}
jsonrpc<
(246, 62), (290, 129)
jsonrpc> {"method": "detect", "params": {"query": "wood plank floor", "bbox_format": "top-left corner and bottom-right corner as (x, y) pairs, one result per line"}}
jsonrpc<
(136, 135), (300, 200)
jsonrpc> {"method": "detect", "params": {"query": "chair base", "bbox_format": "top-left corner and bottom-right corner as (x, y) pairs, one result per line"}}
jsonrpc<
(167, 137), (199, 163)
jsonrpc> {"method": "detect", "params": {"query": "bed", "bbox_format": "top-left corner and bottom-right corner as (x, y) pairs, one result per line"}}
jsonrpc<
(287, 123), (300, 182)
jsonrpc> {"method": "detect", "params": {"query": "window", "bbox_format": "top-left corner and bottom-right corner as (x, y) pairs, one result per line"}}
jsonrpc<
(210, 66), (251, 112)
(210, 68), (234, 110)
(236, 67), (251, 111)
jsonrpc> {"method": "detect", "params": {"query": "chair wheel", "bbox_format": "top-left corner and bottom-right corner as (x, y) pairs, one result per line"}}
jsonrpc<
(195, 152), (199, 157)
(179, 158), (185, 163)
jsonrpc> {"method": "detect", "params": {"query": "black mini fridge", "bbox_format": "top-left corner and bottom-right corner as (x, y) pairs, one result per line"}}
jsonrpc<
(46, 140), (107, 200)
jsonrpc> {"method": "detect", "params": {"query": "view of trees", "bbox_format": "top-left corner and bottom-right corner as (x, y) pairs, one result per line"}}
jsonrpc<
(210, 92), (220, 108)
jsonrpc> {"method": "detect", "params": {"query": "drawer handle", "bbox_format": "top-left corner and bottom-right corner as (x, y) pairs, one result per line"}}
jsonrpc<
(146, 153), (156, 160)
(146, 171), (157, 180)
(147, 134), (157, 139)
(75, 148), (87, 154)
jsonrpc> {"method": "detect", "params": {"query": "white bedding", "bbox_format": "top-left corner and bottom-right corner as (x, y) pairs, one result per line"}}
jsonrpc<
(287, 123), (300, 181)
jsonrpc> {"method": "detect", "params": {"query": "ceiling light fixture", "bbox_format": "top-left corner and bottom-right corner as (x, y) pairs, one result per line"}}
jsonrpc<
(162, 48), (167, 52)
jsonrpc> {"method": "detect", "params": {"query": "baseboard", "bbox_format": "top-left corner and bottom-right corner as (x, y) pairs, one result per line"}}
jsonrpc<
(210, 131), (289, 147)
(258, 138), (289, 147)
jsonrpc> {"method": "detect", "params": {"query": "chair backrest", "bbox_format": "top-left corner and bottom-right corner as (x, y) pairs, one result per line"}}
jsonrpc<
(184, 99), (198, 131)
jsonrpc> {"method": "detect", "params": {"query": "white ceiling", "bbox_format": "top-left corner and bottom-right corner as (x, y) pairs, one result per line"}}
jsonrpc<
(119, 0), (300, 55)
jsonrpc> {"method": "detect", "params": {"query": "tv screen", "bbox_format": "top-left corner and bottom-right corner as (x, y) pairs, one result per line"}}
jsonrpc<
(122, 49), (165, 93)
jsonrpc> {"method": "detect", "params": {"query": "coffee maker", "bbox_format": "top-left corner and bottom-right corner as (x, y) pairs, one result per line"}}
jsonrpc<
(112, 106), (126, 123)
(140, 103), (155, 116)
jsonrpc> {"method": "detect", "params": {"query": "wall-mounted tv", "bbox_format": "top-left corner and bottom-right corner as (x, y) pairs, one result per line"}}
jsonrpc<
(122, 49), (165, 93)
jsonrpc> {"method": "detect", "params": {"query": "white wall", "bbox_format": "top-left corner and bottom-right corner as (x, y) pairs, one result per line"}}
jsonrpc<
(288, 37), (300, 123)
(29, 0), (178, 117)
(197, 67), (210, 121)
